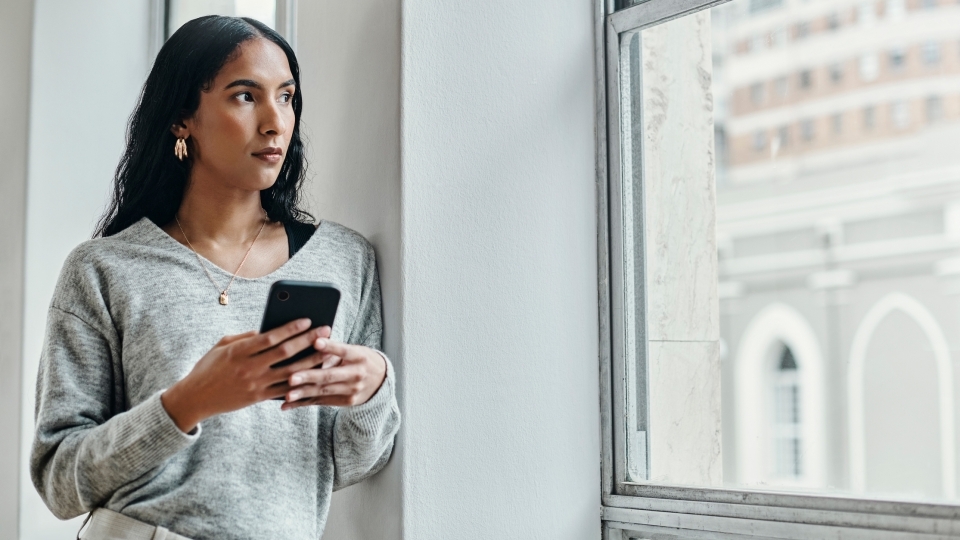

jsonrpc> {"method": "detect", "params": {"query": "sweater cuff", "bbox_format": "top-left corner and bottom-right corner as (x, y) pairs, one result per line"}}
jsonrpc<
(340, 351), (396, 436)
(113, 391), (200, 473)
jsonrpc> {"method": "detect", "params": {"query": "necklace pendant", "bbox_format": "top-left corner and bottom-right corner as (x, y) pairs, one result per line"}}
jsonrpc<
(219, 292), (229, 305)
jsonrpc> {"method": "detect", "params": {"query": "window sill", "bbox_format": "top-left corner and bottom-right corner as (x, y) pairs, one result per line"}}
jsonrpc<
(603, 486), (960, 539)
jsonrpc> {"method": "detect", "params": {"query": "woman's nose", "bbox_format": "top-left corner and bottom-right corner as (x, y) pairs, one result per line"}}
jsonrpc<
(260, 102), (286, 136)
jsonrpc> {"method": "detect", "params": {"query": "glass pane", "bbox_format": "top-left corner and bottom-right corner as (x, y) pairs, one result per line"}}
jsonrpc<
(618, 0), (960, 502)
(167, 0), (277, 37)
(615, 0), (644, 10)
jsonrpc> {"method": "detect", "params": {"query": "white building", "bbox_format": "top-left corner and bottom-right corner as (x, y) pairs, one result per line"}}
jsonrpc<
(714, 0), (960, 500)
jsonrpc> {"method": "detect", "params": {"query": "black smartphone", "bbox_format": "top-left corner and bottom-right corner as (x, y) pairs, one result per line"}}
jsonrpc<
(260, 280), (341, 368)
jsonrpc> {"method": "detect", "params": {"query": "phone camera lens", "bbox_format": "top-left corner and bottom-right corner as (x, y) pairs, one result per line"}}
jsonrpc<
(277, 291), (290, 301)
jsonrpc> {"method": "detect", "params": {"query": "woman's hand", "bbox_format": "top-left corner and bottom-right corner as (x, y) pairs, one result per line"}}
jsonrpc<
(161, 318), (332, 433)
(280, 339), (388, 410)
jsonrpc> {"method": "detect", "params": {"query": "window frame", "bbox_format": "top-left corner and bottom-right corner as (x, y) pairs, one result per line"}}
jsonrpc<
(150, 0), (298, 59)
(595, 0), (960, 537)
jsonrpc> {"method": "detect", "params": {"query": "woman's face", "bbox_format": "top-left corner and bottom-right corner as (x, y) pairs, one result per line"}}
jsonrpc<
(176, 38), (296, 192)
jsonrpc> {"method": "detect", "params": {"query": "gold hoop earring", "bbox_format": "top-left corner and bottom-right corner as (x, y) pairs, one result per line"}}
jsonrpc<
(174, 138), (188, 161)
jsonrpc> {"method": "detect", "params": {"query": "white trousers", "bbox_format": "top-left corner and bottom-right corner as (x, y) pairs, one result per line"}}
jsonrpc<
(78, 508), (193, 540)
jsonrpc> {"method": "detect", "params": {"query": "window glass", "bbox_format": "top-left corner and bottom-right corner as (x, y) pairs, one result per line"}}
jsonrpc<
(774, 75), (789, 97)
(799, 118), (815, 141)
(858, 1), (877, 25)
(826, 12), (840, 31)
(750, 0), (784, 14)
(922, 41), (942, 66)
(859, 53), (879, 81)
(890, 100), (911, 129)
(863, 105), (876, 130)
(618, 0), (960, 503)
(777, 125), (790, 148)
(771, 26), (787, 47)
(615, 0), (664, 10)
(750, 82), (765, 104)
(714, 0), (960, 501)
(773, 345), (802, 478)
(888, 47), (906, 71)
(831, 113), (843, 134)
(886, 0), (906, 19)
(167, 0), (277, 37)
(928, 95), (945, 122)
(828, 62), (844, 84)
(753, 130), (766, 152)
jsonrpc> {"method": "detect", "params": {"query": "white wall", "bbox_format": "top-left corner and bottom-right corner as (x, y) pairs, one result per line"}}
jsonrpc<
(19, 1), (152, 538)
(399, 1), (601, 537)
(295, 1), (403, 539)
(301, 0), (601, 537)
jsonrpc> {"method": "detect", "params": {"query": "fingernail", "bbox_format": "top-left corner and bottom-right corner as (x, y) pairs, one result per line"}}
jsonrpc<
(289, 391), (301, 401)
(298, 319), (311, 329)
(315, 339), (326, 349)
(290, 375), (302, 385)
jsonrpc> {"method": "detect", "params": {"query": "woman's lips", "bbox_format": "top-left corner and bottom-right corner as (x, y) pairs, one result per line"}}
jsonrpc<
(254, 153), (282, 164)
(253, 147), (283, 164)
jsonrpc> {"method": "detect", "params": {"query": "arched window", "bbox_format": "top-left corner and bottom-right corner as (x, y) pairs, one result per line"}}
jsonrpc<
(735, 303), (826, 488)
(847, 292), (956, 496)
(772, 344), (802, 479)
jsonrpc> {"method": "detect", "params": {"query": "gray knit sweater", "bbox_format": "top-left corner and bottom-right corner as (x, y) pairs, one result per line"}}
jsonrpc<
(31, 217), (400, 540)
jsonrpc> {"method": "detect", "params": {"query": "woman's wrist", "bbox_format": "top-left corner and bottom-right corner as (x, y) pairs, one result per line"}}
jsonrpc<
(372, 349), (389, 392)
(161, 379), (205, 434)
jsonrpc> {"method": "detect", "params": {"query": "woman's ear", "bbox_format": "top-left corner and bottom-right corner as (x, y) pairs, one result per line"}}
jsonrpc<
(170, 121), (189, 140)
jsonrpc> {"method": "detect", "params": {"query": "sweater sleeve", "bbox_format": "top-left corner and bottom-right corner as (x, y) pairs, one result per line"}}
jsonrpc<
(332, 240), (401, 490)
(30, 305), (200, 520)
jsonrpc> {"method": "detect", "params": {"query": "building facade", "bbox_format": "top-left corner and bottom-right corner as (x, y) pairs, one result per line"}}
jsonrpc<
(713, 0), (960, 500)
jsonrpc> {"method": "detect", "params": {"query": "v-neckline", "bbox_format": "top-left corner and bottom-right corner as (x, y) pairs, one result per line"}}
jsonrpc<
(139, 217), (324, 283)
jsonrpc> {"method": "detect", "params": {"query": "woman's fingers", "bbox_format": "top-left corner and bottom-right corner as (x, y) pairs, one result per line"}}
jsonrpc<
(217, 330), (257, 346)
(280, 395), (356, 410)
(312, 338), (353, 360)
(255, 326), (327, 366)
(288, 364), (357, 389)
(266, 352), (324, 384)
(281, 396), (322, 410)
(247, 318), (312, 354)
(321, 353), (342, 369)
(286, 382), (355, 402)
(279, 341), (385, 410)
(265, 380), (294, 400)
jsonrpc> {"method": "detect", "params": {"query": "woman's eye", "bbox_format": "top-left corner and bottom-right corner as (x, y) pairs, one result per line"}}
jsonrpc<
(235, 92), (254, 103)
(279, 93), (292, 104)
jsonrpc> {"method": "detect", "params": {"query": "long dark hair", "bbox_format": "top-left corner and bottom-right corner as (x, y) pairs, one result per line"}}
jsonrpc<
(95, 16), (311, 237)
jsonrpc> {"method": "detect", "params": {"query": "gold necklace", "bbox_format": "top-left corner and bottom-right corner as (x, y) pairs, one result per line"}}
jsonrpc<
(175, 211), (267, 305)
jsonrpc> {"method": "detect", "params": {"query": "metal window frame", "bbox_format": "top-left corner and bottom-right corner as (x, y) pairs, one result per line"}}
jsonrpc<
(595, 0), (960, 537)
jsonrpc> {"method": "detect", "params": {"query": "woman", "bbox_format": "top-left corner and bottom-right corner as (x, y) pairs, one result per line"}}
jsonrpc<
(30, 16), (399, 540)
